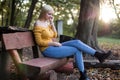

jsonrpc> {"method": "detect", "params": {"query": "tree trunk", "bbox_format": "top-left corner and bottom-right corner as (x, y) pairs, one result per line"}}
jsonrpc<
(75, 0), (101, 51)
(24, 0), (38, 28)
(10, 0), (16, 26)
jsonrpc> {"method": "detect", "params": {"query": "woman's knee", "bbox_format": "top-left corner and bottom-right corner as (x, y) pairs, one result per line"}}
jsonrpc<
(74, 39), (85, 45)
(73, 40), (81, 44)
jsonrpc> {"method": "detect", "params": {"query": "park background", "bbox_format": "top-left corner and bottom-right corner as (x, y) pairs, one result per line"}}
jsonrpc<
(0, 0), (120, 80)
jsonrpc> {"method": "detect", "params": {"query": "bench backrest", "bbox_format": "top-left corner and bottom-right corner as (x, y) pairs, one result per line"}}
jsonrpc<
(2, 31), (35, 50)
(2, 31), (40, 61)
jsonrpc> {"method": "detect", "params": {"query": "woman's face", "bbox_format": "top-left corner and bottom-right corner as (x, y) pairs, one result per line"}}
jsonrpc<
(44, 11), (54, 21)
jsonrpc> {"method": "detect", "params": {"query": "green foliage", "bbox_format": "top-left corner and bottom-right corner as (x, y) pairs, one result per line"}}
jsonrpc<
(110, 20), (120, 38)
(0, 0), (32, 27)
(98, 19), (120, 39)
(0, 0), (80, 36)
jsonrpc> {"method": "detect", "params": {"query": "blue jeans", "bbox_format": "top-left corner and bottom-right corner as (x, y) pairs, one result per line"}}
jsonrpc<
(42, 40), (96, 72)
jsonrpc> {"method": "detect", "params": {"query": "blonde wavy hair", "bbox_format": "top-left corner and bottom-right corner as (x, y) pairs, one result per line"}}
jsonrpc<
(39, 5), (54, 18)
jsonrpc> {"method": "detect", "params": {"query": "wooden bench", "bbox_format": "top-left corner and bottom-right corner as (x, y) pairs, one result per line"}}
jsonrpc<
(2, 28), (120, 79)
(2, 31), (68, 80)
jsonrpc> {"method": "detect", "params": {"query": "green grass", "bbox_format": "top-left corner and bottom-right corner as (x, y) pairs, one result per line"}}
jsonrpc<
(98, 37), (120, 49)
(98, 37), (120, 45)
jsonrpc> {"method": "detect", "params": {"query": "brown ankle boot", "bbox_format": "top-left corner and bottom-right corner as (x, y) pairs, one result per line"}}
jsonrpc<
(94, 50), (112, 63)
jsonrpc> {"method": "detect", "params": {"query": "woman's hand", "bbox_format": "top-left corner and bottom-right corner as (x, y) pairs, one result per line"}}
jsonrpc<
(49, 16), (54, 24)
(48, 42), (62, 47)
(49, 17), (57, 33)
(52, 38), (58, 42)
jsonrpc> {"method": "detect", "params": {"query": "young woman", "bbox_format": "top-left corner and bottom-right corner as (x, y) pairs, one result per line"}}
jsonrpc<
(33, 5), (111, 80)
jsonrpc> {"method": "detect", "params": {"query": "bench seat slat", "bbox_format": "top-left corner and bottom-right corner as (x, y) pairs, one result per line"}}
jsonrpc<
(20, 57), (67, 74)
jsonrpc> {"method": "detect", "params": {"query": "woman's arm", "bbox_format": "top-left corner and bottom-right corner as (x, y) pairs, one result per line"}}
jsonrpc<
(49, 17), (57, 33)
(48, 42), (62, 47)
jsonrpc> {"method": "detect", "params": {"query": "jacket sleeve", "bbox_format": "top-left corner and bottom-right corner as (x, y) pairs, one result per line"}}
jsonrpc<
(33, 27), (50, 46)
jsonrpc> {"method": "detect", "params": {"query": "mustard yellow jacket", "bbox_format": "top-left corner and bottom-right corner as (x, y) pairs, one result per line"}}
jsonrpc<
(33, 25), (57, 51)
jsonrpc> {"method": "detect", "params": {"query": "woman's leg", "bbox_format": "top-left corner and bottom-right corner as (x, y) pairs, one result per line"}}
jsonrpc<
(43, 46), (90, 79)
(75, 51), (84, 72)
(62, 40), (96, 55)
(42, 46), (84, 72)
(62, 40), (111, 63)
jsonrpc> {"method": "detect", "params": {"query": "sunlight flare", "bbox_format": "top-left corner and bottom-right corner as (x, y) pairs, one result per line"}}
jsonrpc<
(100, 5), (116, 23)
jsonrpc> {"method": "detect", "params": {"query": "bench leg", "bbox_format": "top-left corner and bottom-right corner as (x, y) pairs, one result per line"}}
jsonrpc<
(8, 50), (30, 80)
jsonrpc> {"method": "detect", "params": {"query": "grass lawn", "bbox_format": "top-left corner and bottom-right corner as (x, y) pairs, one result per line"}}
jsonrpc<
(98, 37), (120, 49)
(98, 37), (120, 46)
